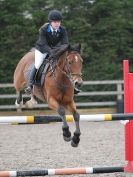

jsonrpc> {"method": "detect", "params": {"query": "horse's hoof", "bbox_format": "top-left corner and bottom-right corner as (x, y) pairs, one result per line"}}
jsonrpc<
(63, 136), (72, 142)
(25, 99), (37, 109)
(71, 132), (80, 147)
(62, 126), (71, 142)
(25, 101), (33, 109)
(71, 140), (79, 147)
(15, 99), (23, 108)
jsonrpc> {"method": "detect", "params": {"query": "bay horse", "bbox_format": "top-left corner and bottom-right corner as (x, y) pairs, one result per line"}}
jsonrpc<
(13, 44), (83, 147)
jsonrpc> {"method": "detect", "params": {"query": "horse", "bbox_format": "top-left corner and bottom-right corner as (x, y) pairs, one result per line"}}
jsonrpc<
(13, 44), (83, 147)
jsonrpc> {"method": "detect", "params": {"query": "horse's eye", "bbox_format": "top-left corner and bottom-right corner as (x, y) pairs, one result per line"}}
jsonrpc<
(69, 61), (72, 64)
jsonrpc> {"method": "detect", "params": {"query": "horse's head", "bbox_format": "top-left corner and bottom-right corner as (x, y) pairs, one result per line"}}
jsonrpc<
(67, 44), (83, 93)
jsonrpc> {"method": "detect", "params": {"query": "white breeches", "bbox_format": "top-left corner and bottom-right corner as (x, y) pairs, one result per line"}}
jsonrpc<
(35, 49), (47, 69)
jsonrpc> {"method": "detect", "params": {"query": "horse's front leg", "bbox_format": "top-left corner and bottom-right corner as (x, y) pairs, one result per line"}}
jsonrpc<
(67, 102), (81, 147)
(58, 105), (71, 142)
(48, 97), (71, 142)
(71, 111), (81, 147)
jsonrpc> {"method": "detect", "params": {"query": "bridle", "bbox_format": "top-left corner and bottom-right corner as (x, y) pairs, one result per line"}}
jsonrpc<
(66, 51), (83, 77)
(50, 51), (82, 88)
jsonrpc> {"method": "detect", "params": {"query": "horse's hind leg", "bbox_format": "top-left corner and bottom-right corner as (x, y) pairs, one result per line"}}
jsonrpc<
(25, 94), (37, 109)
(15, 91), (23, 108)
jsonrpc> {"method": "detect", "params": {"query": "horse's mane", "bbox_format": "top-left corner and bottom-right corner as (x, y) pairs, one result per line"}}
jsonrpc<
(53, 43), (81, 64)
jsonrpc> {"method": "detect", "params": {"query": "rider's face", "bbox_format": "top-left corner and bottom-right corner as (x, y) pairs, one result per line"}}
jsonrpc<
(51, 21), (61, 30)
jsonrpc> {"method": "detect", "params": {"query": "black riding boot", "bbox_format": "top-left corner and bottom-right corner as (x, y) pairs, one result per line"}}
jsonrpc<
(25, 67), (37, 94)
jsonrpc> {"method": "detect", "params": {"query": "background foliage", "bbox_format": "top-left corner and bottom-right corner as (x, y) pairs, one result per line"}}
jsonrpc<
(0, 0), (133, 83)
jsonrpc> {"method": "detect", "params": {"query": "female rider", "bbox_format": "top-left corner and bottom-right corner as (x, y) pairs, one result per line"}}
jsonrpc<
(25, 10), (69, 94)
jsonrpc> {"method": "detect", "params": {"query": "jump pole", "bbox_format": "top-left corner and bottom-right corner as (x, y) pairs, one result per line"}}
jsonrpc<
(124, 60), (133, 172)
(0, 113), (133, 124)
(0, 166), (124, 177)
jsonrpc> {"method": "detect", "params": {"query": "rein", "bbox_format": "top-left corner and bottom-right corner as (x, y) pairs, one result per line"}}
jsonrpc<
(51, 57), (72, 88)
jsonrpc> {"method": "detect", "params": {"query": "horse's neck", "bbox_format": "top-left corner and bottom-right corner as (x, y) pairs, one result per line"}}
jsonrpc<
(55, 55), (70, 80)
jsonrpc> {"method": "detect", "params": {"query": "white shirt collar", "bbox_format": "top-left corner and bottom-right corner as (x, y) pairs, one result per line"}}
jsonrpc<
(50, 25), (58, 32)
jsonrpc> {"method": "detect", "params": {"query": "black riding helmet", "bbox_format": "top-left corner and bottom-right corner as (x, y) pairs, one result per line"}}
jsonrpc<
(48, 10), (62, 21)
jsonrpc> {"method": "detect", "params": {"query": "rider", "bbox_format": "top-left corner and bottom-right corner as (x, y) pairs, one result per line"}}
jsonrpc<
(25, 10), (69, 94)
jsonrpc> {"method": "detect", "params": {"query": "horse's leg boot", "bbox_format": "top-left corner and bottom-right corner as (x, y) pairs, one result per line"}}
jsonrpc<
(25, 66), (37, 94)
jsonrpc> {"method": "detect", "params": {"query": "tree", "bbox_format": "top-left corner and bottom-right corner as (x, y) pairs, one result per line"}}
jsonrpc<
(0, 0), (133, 83)
(0, 0), (36, 82)
(84, 0), (133, 80)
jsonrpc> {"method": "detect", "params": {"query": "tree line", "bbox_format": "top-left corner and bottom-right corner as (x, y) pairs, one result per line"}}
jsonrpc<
(0, 0), (133, 83)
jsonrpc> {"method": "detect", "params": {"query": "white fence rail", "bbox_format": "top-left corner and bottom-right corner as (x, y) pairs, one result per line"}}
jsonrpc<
(0, 80), (124, 111)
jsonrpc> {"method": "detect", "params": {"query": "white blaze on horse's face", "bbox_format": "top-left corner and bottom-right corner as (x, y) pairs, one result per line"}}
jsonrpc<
(67, 53), (83, 88)
(75, 56), (78, 62)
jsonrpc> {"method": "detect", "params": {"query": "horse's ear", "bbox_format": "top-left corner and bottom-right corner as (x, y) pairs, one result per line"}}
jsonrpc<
(67, 44), (71, 52)
(74, 43), (81, 53)
(68, 43), (81, 53)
